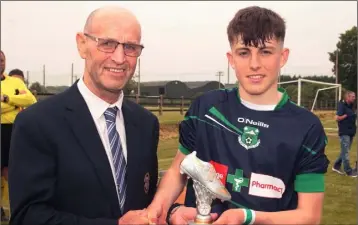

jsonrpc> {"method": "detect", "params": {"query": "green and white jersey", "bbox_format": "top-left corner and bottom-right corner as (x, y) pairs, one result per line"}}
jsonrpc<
(179, 87), (329, 212)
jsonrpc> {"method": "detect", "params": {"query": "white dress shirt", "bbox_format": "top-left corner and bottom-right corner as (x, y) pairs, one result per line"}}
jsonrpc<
(77, 77), (127, 194)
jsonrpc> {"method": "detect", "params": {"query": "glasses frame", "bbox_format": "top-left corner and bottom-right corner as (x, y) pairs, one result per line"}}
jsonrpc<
(84, 33), (144, 57)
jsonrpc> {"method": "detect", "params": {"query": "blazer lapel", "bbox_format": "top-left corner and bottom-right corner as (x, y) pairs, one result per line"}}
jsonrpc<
(63, 84), (121, 215)
(121, 100), (140, 213)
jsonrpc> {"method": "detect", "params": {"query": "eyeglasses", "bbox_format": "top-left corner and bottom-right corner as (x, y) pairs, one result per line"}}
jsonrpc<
(84, 33), (144, 57)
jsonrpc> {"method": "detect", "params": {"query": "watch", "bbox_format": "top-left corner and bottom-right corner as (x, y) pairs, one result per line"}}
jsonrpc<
(3, 94), (9, 103)
(166, 203), (183, 225)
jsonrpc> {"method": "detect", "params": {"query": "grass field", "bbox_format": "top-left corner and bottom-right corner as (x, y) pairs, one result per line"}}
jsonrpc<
(1, 110), (356, 225)
(153, 111), (185, 125)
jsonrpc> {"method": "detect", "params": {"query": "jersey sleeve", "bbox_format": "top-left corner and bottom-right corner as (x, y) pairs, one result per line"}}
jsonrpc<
(178, 98), (201, 155)
(294, 120), (330, 193)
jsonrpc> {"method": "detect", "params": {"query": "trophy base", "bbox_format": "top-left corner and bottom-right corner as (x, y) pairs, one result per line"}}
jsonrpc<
(188, 215), (212, 225)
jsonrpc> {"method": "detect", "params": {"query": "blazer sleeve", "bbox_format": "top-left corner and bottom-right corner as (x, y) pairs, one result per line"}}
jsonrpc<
(148, 116), (159, 199)
(8, 112), (118, 225)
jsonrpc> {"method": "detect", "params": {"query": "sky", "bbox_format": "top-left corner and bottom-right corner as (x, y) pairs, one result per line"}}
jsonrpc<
(1, 1), (357, 86)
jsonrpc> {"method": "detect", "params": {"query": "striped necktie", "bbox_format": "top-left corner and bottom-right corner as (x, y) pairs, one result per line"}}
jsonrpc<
(104, 107), (127, 212)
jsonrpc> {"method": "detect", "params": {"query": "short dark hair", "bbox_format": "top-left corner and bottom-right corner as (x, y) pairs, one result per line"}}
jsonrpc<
(227, 6), (286, 47)
(9, 69), (24, 78)
(345, 90), (355, 97)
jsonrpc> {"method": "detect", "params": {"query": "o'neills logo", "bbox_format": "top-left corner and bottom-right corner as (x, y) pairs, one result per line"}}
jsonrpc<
(251, 181), (284, 194)
(237, 117), (269, 128)
(248, 173), (285, 199)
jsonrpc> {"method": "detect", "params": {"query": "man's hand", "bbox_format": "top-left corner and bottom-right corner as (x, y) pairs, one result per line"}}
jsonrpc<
(1, 95), (4, 102)
(118, 210), (149, 225)
(19, 90), (27, 94)
(335, 114), (347, 121)
(170, 206), (218, 225)
(147, 202), (166, 224)
(212, 209), (244, 225)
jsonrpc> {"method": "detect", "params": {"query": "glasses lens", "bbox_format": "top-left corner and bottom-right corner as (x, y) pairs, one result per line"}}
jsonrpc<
(96, 37), (143, 56)
(98, 39), (118, 53)
(123, 44), (142, 57)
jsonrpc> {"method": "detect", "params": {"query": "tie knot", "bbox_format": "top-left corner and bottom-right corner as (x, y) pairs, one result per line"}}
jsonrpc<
(104, 107), (118, 123)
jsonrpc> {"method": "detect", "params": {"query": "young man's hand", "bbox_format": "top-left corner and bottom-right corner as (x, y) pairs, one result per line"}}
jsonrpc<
(212, 209), (244, 225)
(169, 206), (218, 225)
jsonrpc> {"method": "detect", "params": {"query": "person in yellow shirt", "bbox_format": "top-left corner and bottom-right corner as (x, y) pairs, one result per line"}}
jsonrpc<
(1, 50), (37, 221)
(8, 69), (25, 83)
(8, 69), (28, 112)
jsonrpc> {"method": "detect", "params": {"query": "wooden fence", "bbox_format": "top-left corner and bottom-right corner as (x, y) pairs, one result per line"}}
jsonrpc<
(125, 95), (191, 115)
(36, 93), (338, 114)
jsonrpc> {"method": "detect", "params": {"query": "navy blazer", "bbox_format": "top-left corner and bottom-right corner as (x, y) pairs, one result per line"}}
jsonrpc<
(8, 83), (159, 225)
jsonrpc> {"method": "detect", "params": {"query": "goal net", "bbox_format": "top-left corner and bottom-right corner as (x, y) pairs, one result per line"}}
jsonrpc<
(278, 78), (341, 112)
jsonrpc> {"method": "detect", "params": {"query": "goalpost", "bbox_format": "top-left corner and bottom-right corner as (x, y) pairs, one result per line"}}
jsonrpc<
(278, 78), (342, 111)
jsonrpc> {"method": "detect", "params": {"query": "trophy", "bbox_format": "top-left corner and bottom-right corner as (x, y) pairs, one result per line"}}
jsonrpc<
(180, 151), (231, 225)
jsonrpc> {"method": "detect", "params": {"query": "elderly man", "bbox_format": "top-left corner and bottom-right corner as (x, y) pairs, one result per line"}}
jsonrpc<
(8, 6), (159, 225)
(332, 91), (357, 177)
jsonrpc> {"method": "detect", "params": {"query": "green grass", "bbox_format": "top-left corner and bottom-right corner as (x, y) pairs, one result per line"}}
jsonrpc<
(153, 111), (185, 125)
(320, 136), (357, 224)
(321, 118), (338, 130)
(158, 138), (180, 170)
(314, 110), (337, 129)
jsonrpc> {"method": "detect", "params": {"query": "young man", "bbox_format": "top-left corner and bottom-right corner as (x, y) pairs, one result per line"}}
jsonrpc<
(148, 6), (329, 225)
(332, 91), (357, 177)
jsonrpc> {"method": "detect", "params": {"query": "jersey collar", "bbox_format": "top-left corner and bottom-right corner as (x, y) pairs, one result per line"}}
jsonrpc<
(236, 87), (289, 110)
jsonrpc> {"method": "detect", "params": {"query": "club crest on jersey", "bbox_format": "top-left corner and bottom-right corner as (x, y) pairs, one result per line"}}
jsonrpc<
(238, 126), (260, 150)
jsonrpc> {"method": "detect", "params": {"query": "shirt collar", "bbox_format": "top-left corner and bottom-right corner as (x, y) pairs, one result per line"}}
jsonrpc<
(77, 77), (123, 120)
(236, 87), (289, 111)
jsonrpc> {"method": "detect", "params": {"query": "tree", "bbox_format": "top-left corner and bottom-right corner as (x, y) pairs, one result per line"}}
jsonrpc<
(29, 82), (46, 93)
(123, 78), (137, 95)
(328, 26), (357, 93)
